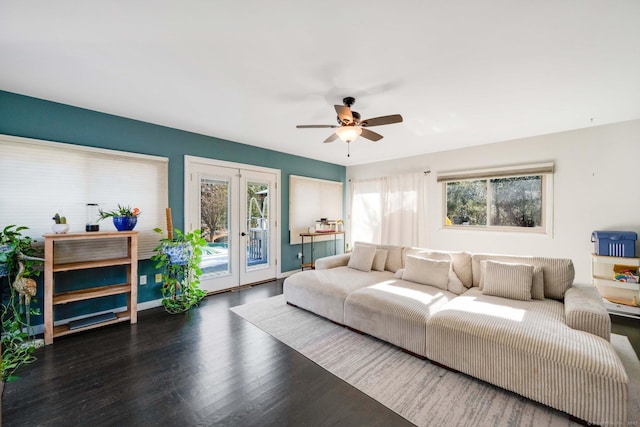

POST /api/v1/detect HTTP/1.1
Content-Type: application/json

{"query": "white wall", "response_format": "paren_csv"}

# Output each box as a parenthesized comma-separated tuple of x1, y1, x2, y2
(347, 119, 640, 284)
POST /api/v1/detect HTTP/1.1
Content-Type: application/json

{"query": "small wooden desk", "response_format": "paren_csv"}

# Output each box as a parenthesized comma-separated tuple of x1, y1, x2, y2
(299, 231, 345, 270)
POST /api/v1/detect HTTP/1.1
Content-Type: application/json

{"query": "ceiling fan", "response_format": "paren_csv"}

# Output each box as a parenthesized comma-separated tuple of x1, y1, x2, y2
(296, 97, 403, 149)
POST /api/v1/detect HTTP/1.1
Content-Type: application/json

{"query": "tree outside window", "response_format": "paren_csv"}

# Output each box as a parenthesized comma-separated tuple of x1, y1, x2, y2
(445, 175, 544, 230)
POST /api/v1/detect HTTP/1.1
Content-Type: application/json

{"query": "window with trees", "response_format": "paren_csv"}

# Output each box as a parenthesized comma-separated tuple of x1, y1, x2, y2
(439, 163, 553, 233)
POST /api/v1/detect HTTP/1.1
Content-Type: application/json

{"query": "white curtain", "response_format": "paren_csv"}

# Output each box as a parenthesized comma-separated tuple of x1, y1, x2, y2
(349, 172, 427, 247)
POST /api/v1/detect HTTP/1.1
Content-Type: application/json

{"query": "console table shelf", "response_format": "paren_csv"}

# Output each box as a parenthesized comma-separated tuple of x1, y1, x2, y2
(299, 231, 344, 270)
(52, 257, 132, 272)
(53, 283, 131, 305)
(44, 231, 138, 345)
(52, 312, 131, 338)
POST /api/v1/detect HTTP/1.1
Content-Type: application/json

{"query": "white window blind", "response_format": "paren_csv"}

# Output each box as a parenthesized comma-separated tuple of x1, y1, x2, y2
(0, 134, 168, 261)
(289, 175, 343, 244)
(437, 162, 554, 182)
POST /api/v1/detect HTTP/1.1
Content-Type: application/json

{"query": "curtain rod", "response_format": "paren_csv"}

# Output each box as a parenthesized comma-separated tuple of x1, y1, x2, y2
(348, 170, 430, 182)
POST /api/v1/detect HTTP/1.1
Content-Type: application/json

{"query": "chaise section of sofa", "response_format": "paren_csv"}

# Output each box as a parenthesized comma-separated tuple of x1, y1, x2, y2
(343, 246, 473, 357)
(425, 288, 628, 425)
(283, 264, 395, 324)
(425, 253, 628, 425)
(344, 279, 455, 357)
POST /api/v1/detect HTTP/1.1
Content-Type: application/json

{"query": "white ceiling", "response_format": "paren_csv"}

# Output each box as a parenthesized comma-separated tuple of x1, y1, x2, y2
(1, 1, 639, 166)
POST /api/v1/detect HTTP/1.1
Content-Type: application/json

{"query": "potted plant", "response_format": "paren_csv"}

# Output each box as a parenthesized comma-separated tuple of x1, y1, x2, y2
(98, 204, 141, 231)
(51, 213, 70, 234)
(151, 228, 206, 314)
(1, 225, 43, 383)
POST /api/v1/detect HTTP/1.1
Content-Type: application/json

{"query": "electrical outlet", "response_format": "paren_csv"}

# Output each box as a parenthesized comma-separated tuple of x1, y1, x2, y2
(139, 275, 147, 285)
(297, 252, 303, 259)
(155, 273, 162, 283)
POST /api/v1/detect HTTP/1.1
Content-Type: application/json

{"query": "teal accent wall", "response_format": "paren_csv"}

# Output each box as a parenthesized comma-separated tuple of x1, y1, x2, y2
(0, 90, 345, 318)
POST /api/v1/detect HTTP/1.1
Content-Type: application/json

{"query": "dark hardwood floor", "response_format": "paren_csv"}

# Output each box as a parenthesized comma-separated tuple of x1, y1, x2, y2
(2, 280, 414, 427)
(3, 281, 639, 427)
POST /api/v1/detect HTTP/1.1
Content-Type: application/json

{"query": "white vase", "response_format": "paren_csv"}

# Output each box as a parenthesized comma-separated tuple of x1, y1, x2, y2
(52, 223, 70, 234)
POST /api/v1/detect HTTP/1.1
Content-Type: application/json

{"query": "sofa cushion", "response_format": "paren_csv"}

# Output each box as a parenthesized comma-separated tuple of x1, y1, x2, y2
(404, 247, 473, 287)
(348, 244, 377, 272)
(564, 286, 611, 341)
(283, 266, 395, 324)
(344, 278, 456, 356)
(372, 249, 388, 272)
(315, 253, 351, 270)
(402, 256, 450, 290)
(425, 287, 628, 425)
(481, 260, 534, 301)
(473, 253, 574, 300)
(479, 261, 544, 301)
(531, 266, 544, 300)
(415, 251, 467, 295)
(355, 242, 404, 272)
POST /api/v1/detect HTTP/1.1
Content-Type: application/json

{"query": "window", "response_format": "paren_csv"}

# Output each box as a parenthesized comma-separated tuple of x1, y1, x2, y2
(0, 134, 168, 259)
(438, 163, 553, 233)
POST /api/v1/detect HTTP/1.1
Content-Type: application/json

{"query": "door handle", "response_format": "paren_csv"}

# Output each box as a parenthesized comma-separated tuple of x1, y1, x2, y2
(241, 232, 247, 237)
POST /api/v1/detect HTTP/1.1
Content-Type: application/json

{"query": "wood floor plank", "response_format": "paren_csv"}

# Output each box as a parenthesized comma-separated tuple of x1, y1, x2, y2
(1, 281, 414, 426)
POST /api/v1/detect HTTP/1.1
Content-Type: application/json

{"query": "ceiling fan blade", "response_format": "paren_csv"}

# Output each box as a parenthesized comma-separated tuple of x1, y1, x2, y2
(360, 114, 403, 127)
(296, 124, 337, 128)
(360, 128, 384, 142)
(323, 133, 339, 143)
(335, 105, 354, 125)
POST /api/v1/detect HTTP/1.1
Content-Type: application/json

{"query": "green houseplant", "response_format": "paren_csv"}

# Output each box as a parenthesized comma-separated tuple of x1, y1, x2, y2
(151, 228, 206, 314)
(1, 225, 43, 383)
(99, 204, 141, 231)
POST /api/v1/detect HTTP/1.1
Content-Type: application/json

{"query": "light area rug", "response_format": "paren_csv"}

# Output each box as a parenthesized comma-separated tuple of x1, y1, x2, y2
(230, 295, 640, 427)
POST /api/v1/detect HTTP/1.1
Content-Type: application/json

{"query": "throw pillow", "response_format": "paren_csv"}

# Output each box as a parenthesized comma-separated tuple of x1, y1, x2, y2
(531, 266, 544, 300)
(481, 260, 534, 301)
(417, 251, 466, 295)
(372, 249, 388, 272)
(402, 255, 450, 290)
(347, 244, 377, 272)
(394, 269, 405, 279)
(446, 269, 466, 295)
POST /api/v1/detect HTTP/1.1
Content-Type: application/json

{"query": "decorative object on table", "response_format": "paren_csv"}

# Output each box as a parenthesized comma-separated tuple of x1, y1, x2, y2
(151, 208, 206, 314)
(98, 204, 141, 231)
(0, 225, 44, 382)
(85, 203, 100, 232)
(51, 213, 70, 234)
(336, 219, 344, 232)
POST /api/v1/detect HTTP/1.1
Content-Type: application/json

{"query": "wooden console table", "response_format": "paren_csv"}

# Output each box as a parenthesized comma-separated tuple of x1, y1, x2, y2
(299, 231, 345, 270)
(43, 231, 138, 345)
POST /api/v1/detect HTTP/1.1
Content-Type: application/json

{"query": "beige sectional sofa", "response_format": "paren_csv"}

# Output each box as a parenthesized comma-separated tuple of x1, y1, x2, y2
(283, 243, 628, 426)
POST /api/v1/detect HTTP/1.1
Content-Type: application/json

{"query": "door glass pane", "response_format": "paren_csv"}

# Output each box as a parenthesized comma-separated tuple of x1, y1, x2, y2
(246, 181, 269, 271)
(200, 177, 230, 277)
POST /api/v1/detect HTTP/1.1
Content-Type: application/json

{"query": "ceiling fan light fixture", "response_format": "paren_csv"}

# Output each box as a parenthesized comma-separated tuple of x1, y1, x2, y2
(336, 126, 362, 143)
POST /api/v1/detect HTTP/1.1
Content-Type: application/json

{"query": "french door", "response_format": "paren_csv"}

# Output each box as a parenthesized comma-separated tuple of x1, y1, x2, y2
(185, 156, 279, 293)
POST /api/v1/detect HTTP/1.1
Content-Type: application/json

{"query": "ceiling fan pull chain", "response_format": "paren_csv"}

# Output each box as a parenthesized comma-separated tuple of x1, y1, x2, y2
(347, 141, 350, 157)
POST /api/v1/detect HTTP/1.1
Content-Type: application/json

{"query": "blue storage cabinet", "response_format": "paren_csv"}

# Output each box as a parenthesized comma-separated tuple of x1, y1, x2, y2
(591, 230, 640, 318)
(591, 231, 637, 258)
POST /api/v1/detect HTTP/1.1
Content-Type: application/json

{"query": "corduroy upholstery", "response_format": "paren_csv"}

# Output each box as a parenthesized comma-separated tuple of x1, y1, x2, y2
(344, 278, 455, 356)
(283, 245, 627, 425)
(564, 285, 611, 341)
(472, 253, 574, 300)
(283, 266, 394, 324)
(425, 288, 628, 425)
(404, 247, 473, 287)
